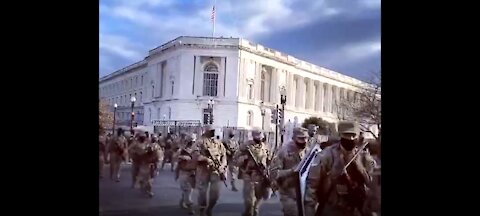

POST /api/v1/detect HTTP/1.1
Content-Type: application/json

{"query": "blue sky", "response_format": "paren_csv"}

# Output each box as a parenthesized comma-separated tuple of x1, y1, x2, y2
(100, 0, 380, 81)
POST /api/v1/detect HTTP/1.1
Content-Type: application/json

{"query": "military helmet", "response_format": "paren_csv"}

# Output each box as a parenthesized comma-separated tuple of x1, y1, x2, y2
(251, 127, 264, 140)
(292, 127, 308, 138)
(337, 121, 359, 139)
(204, 125, 215, 132)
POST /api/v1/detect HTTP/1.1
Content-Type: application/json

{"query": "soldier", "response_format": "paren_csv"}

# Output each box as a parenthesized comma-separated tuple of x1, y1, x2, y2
(161, 132, 176, 171)
(269, 127, 309, 216)
(192, 125, 227, 216)
(130, 132, 162, 197)
(99, 134, 108, 179)
(222, 130, 240, 191)
(108, 128, 128, 182)
(234, 128, 271, 216)
(175, 135, 196, 215)
(304, 121, 376, 216)
(128, 133, 140, 188)
(307, 124, 322, 150)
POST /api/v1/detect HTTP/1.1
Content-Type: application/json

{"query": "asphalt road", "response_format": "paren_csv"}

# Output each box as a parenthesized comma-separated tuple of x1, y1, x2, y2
(99, 163, 283, 216)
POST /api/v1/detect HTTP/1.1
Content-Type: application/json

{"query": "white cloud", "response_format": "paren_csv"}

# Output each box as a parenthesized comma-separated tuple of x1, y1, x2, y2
(313, 39, 381, 68)
(99, 34, 143, 60)
(343, 40, 381, 60)
(360, 0, 381, 9)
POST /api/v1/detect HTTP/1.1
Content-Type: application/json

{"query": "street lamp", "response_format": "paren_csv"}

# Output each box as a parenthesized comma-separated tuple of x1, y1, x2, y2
(260, 101, 265, 130)
(130, 96, 136, 134)
(279, 86, 287, 144)
(207, 97, 215, 125)
(113, 103, 118, 134)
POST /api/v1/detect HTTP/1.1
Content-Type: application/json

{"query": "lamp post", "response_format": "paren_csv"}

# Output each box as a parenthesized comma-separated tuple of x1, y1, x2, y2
(130, 96, 136, 134)
(260, 101, 265, 130)
(113, 103, 117, 134)
(208, 97, 215, 125)
(279, 86, 287, 145)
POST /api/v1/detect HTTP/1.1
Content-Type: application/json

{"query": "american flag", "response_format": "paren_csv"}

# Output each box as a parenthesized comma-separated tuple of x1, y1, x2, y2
(211, 6, 215, 22)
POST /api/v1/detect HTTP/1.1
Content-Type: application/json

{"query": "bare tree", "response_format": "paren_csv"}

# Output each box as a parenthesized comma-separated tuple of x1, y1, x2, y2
(335, 71, 381, 140)
(99, 100, 114, 134)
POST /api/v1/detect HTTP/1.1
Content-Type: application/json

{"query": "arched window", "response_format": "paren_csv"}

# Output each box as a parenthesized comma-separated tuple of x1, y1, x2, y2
(323, 85, 328, 112)
(203, 62, 219, 96)
(152, 85, 155, 98)
(157, 108, 161, 119)
(247, 111, 253, 126)
(140, 92, 143, 102)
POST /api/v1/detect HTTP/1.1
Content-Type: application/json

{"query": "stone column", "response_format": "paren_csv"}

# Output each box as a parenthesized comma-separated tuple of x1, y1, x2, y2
(307, 78, 315, 110)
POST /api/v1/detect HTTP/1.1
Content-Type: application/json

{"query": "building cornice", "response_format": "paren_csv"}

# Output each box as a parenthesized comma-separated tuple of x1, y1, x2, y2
(99, 60, 148, 83)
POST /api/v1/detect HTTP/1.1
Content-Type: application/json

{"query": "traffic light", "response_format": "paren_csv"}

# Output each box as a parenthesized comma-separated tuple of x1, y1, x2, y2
(277, 108, 283, 124)
(271, 109, 278, 124)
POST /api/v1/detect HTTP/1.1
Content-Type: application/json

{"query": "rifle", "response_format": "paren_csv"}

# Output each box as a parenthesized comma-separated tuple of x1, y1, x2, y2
(246, 146, 276, 197)
(205, 147, 228, 187)
(315, 142, 370, 216)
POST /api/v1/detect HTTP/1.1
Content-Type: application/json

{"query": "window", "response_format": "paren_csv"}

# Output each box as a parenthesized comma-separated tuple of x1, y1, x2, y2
(152, 85, 155, 98)
(203, 109, 210, 125)
(157, 108, 161, 119)
(134, 93, 137, 102)
(141, 75, 144, 86)
(168, 107, 172, 119)
(148, 108, 152, 123)
(260, 72, 265, 101)
(130, 78, 133, 89)
(140, 92, 143, 102)
(135, 77, 138, 87)
(247, 83, 253, 100)
(202, 62, 219, 96)
(247, 111, 253, 126)
(171, 80, 175, 95)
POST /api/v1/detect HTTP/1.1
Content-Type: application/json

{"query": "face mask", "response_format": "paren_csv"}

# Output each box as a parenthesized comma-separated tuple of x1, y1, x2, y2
(206, 130, 215, 138)
(253, 139, 261, 144)
(138, 137, 146, 143)
(229, 135, 234, 138)
(340, 138, 356, 151)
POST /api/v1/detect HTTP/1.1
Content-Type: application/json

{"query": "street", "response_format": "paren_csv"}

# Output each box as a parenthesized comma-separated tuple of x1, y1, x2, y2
(99, 163, 283, 216)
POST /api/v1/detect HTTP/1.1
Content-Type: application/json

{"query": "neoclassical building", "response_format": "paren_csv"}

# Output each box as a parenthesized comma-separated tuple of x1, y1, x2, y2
(99, 36, 368, 135)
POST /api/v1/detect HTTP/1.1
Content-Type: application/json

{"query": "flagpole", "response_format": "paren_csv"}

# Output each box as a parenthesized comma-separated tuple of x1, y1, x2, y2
(212, 0, 216, 47)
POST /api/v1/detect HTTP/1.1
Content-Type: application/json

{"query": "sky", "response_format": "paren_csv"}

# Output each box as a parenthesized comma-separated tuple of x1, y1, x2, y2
(99, 0, 381, 81)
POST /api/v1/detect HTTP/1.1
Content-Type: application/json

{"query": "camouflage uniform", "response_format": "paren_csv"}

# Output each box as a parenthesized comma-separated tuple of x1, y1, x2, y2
(99, 135, 108, 179)
(129, 132, 162, 197)
(192, 126, 227, 216)
(162, 134, 176, 171)
(269, 127, 309, 216)
(174, 135, 196, 214)
(223, 131, 240, 191)
(108, 129, 128, 182)
(304, 121, 376, 216)
(234, 129, 271, 216)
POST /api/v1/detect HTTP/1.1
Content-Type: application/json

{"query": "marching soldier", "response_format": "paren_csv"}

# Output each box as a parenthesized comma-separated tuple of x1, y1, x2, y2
(129, 132, 162, 197)
(128, 133, 139, 188)
(174, 135, 196, 215)
(192, 125, 227, 216)
(99, 134, 108, 179)
(108, 128, 128, 182)
(304, 121, 376, 216)
(234, 128, 271, 216)
(269, 127, 309, 216)
(161, 132, 176, 171)
(222, 130, 240, 191)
